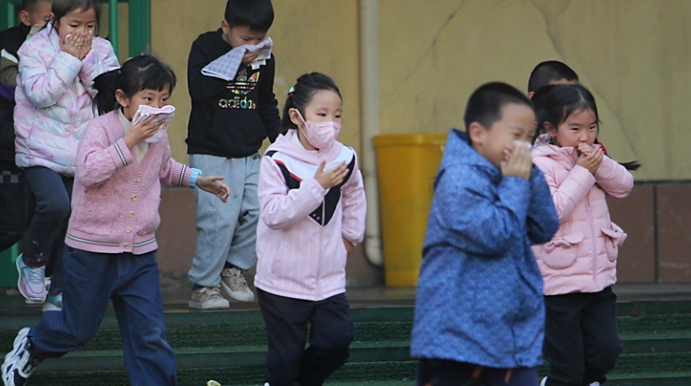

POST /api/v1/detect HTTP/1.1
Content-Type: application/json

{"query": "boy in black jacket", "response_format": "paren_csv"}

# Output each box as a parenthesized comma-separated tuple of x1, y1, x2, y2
(186, 0, 280, 309)
(0, 0, 52, 251)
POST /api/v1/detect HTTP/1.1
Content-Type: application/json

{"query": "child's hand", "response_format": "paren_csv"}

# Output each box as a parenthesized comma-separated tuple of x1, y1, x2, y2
(314, 161, 348, 189)
(124, 115, 159, 149)
(577, 147, 604, 174)
(503, 142, 517, 162)
(501, 142, 532, 180)
(78, 30, 93, 60)
(241, 50, 260, 65)
(61, 31, 84, 58)
(196, 176, 230, 203)
(343, 237, 354, 255)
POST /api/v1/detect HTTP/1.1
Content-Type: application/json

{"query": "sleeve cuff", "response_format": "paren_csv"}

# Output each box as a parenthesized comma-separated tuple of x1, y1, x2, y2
(189, 168, 202, 188)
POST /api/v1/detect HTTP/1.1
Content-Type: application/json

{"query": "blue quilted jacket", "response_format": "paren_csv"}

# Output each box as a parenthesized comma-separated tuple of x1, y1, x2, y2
(410, 129, 559, 368)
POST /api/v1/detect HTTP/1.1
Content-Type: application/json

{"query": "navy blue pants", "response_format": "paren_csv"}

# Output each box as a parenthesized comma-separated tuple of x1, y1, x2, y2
(28, 248, 177, 386)
(0, 162, 33, 251)
(543, 287, 622, 386)
(23, 166, 73, 295)
(257, 289, 355, 386)
(416, 359, 539, 386)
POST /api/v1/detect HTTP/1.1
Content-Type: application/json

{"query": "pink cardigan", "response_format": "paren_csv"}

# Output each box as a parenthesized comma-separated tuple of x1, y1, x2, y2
(65, 111, 192, 255)
(531, 135, 634, 295)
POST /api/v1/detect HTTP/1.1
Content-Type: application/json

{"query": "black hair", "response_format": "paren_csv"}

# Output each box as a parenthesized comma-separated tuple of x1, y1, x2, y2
(92, 55, 176, 115)
(21, 0, 50, 12)
(463, 82, 533, 144)
(224, 0, 274, 32)
(51, 0, 100, 34)
(528, 60, 579, 93)
(281, 72, 342, 134)
(537, 84, 640, 171)
(537, 84, 599, 140)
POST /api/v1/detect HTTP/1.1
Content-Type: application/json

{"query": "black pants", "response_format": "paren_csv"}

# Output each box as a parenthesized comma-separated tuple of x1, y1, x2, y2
(257, 289, 355, 386)
(544, 287, 622, 386)
(0, 163, 33, 251)
(416, 359, 538, 386)
(22, 167, 73, 296)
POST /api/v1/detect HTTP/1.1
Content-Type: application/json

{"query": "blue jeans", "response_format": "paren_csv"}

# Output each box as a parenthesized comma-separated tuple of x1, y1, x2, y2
(188, 153, 260, 286)
(24, 167, 72, 295)
(28, 248, 177, 386)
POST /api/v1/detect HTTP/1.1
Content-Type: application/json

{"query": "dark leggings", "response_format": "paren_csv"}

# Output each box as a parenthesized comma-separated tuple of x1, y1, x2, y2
(416, 359, 539, 386)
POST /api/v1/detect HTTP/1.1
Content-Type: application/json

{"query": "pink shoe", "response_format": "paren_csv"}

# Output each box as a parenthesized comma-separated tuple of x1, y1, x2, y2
(16, 254, 46, 302)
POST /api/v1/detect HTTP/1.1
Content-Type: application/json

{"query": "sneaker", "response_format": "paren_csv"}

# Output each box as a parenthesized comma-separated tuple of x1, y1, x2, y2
(540, 377, 547, 386)
(42, 293, 62, 312)
(188, 286, 229, 310)
(16, 254, 46, 302)
(590, 383, 601, 386)
(1, 328, 40, 386)
(221, 267, 254, 302)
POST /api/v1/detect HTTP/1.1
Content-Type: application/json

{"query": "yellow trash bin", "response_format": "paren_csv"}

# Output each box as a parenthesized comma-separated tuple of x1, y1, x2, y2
(373, 133, 447, 286)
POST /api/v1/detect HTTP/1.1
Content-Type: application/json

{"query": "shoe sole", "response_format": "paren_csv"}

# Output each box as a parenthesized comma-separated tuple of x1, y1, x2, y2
(16, 256, 46, 303)
(42, 303, 62, 312)
(187, 300, 229, 310)
(220, 281, 255, 302)
(2, 328, 30, 386)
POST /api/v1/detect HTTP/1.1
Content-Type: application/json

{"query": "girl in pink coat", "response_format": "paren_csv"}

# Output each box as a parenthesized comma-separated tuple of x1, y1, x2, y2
(13, 0, 119, 308)
(531, 84, 634, 386)
(255, 72, 366, 386)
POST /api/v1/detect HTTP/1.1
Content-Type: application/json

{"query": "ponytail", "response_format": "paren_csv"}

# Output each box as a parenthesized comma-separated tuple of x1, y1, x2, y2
(92, 69, 120, 115)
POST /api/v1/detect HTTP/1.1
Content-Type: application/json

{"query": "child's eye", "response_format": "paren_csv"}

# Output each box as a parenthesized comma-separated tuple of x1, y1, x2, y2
(69, 24, 78, 28)
(144, 97, 152, 102)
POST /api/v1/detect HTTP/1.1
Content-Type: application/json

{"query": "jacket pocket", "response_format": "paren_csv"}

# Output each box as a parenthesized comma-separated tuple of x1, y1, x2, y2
(541, 232, 584, 269)
(601, 223, 627, 262)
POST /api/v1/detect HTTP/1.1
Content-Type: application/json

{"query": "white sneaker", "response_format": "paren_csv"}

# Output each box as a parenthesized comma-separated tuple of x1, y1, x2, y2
(1, 328, 39, 386)
(590, 383, 601, 386)
(540, 377, 547, 386)
(188, 286, 230, 310)
(220, 267, 254, 302)
(42, 293, 63, 312)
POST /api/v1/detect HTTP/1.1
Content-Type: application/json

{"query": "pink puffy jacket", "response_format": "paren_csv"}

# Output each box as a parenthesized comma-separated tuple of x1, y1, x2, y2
(14, 24, 119, 176)
(531, 135, 634, 295)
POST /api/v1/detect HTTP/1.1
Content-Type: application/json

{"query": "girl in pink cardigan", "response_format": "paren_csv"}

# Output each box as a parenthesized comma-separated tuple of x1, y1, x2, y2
(255, 73, 366, 386)
(2, 55, 229, 386)
(531, 84, 634, 386)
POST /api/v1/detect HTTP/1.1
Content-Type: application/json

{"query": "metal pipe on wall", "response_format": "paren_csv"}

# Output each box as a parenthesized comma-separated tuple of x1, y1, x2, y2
(359, 0, 383, 267)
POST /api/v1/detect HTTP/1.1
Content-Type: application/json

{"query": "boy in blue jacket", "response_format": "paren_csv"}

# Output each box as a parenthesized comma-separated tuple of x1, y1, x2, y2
(410, 82, 559, 386)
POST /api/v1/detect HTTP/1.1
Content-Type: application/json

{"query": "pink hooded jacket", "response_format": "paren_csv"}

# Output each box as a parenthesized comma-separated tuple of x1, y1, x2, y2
(254, 131, 367, 301)
(531, 135, 634, 295)
(14, 24, 119, 176)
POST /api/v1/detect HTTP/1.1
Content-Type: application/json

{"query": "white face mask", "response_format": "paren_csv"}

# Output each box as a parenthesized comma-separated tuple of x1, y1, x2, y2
(296, 110, 342, 150)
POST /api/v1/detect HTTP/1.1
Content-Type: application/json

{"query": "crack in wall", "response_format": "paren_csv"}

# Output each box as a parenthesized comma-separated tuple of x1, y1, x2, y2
(383, 0, 468, 110)
(527, 0, 646, 178)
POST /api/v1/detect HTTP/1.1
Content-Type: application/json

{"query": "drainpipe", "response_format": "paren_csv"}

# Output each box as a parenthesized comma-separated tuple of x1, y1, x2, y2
(359, 0, 383, 266)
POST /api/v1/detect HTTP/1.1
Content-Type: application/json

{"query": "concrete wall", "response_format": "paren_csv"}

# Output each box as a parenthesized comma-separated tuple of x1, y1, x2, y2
(141, 1, 691, 285)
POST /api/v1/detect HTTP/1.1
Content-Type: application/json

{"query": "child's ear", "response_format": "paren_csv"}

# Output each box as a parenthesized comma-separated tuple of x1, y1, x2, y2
(543, 121, 557, 137)
(468, 122, 486, 145)
(288, 108, 303, 128)
(114, 90, 129, 108)
(18, 10, 31, 26)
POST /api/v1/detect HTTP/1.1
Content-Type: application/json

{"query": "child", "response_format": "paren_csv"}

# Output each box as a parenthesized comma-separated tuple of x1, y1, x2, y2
(527, 60, 579, 98)
(527, 61, 640, 171)
(1, 54, 230, 386)
(531, 84, 633, 386)
(0, 0, 52, 252)
(254, 72, 366, 386)
(186, 0, 281, 309)
(410, 82, 560, 386)
(12, 0, 119, 311)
